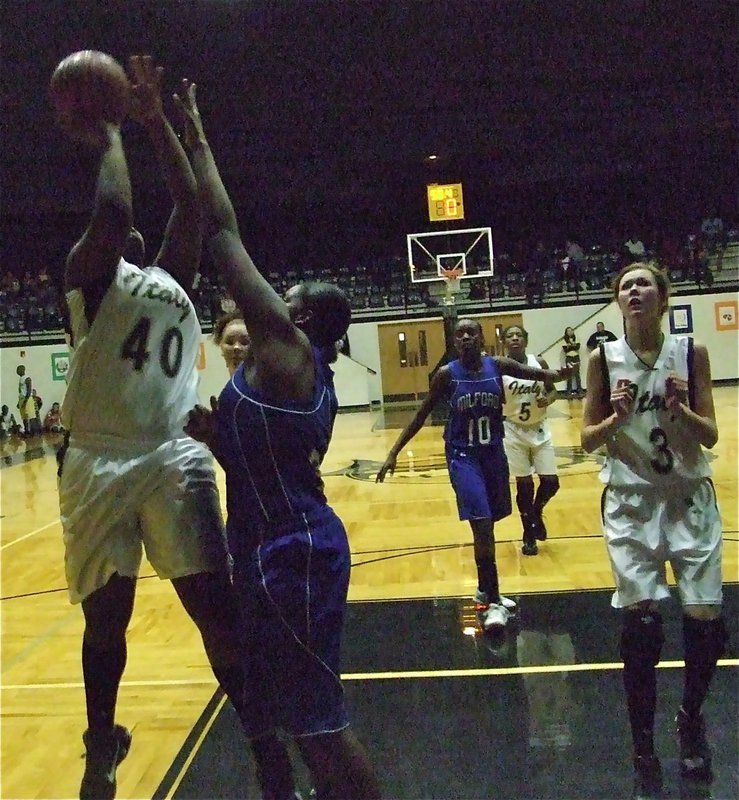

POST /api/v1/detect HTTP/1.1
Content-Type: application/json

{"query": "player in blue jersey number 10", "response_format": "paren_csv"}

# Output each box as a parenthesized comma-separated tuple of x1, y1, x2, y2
(376, 318, 568, 633)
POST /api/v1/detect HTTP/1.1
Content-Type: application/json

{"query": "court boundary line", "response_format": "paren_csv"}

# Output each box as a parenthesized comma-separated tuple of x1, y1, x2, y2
(0, 519, 59, 550)
(157, 692, 227, 800)
(4, 659, 738, 690)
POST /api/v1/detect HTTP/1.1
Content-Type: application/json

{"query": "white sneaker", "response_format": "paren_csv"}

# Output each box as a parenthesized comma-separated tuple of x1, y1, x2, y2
(499, 594, 517, 612)
(474, 589, 517, 613)
(481, 603, 509, 631)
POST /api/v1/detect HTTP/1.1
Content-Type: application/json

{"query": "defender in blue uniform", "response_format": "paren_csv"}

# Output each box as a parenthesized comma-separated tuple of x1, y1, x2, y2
(377, 318, 565, 632)
(179, 82, 379, 800)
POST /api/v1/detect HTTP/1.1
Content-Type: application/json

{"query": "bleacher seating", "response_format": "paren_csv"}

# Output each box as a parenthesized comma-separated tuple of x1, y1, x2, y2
(1, 228, 737, 335)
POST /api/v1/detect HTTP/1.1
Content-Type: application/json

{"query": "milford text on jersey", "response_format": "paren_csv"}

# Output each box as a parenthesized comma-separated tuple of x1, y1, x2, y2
(457, 392, 501, 412)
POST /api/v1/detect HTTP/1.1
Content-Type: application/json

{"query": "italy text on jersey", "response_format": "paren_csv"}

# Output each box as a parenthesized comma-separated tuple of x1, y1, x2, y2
(121, 270, 192, 323)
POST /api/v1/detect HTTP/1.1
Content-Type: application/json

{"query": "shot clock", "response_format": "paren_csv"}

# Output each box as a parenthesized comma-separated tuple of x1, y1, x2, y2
(427, 183, 464, 222)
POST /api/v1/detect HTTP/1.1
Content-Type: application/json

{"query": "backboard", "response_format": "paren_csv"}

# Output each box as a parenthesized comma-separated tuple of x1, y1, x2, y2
(407, 226, 494, 283)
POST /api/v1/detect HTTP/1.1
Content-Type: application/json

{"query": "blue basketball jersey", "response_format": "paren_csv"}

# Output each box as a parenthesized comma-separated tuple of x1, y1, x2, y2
(444, 356, 505, 449)
(215, 347, 338, 552)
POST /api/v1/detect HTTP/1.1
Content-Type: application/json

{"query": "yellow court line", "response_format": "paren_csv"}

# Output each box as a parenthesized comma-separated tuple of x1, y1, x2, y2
(163, 693, 228, 800)
(3, 658, 737, 690)
(343, 659, 739, 680)
(0, 519, 59, 550)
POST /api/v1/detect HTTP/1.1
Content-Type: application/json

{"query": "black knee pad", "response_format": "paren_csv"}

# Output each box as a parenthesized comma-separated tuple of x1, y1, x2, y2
(620, 610, 664, 667)
(537, 475, 560, 502)
(516, 477, 535, 514)
(683, 614, 728, 664)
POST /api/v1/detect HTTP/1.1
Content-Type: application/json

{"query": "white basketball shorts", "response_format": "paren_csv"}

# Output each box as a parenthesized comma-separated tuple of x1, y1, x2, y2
(59, 435, 228, 604)
(503, 420, 557, 478)
(601, 478, 723, 609)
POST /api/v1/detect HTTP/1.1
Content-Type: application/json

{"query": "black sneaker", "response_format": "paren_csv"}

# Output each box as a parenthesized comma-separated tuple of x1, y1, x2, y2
(632, 754, 663, 799)
(522, 538, 538, 556)
(80, 724, 132, 800)
(676, 708, 713, 782)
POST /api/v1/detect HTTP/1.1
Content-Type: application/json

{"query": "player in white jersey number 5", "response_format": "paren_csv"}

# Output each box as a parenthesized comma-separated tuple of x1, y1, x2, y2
(501, 325, 560, 557)
(581, 262, 726, 799)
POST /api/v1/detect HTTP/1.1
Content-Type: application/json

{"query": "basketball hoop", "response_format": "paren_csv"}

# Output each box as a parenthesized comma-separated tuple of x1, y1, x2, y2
(440, 267, 463, 305)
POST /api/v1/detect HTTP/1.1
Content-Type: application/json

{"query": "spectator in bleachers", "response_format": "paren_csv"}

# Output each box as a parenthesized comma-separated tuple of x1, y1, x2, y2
(563, 238, 585, 290)
(586, 321, 618, 351)
(624, 232, 646, 260)
(701, 208, 724, 253)
(530, 241, 550, 275)
(0, 404, 21, 438)
(561, 327, 583, 397)
(43, 401, 65, 433)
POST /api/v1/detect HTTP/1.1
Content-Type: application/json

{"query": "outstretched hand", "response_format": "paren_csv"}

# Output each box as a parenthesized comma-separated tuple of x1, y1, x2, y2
(127, 55, 165, 126)
(184, 396, 219, 445)
(172, 79, 205, 149)
(375, 454, 397, 483)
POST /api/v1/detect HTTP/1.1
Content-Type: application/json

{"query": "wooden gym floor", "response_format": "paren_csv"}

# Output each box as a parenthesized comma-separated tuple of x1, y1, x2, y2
(1, 388, 737, 799)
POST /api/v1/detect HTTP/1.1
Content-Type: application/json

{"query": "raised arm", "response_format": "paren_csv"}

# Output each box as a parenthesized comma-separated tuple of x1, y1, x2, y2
(496, 355, 565, 385)
(536, 357, 559, 404)
(128, 56, 202, 290)
(64, 124, 132, 300)
(174, 81, 295, 349)
(376, 368, 451, 482)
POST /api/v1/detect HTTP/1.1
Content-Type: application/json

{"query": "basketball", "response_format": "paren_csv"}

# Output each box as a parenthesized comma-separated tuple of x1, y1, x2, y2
(49, 50, 130, 129)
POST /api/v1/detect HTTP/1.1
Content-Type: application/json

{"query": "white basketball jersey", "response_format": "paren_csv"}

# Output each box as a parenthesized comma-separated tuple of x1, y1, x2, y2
(599, 335, 711, 486)
(502, 354, 549, 429)
(62, 260, 201, 446)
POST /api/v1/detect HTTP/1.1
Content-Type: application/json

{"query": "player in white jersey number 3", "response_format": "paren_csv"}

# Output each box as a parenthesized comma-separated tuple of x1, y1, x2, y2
(581, 262, 726, 800)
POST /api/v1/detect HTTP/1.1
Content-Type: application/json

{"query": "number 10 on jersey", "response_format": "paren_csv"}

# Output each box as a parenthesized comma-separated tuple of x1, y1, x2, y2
(468, 416, 492, 446)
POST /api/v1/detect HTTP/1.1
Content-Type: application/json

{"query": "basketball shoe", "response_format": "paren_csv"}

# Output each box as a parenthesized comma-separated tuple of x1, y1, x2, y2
(474, 589, 517, 613)
(676, 707, 713, 782)
(80, 724, 132, 800)
(474, 590, 513, 631)
(632, 754, 663, 799)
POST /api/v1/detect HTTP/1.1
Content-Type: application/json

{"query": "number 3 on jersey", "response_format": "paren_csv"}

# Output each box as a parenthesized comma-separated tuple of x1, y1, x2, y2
(649, 426, 674, 475)
(468, 415, 492, 446)
(121, 316, 184, 378)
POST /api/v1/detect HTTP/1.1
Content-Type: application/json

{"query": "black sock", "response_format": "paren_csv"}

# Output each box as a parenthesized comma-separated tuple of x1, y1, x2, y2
(210, 661, 246, 711)
(516, 479, 535, 518)
(82, 637, 126, 732)
(251, 734, 296, 800)
(533, 477, 559, 515)
(213, 661, 296, 799)
(682, 615, 727, 718)
(621, 610, 664, 757)
(476, 557, 499, 602)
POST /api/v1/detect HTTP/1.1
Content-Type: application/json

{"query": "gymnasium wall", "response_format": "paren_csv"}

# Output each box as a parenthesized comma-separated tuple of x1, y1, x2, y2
(1, 290, 736, 414)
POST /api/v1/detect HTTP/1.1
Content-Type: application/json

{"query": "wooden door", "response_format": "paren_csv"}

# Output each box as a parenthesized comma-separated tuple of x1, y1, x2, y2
(378, 318, 446, 401)
(477, 313, 524, 356)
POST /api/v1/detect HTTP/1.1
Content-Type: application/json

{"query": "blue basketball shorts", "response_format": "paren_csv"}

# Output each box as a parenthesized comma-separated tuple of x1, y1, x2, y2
(231, 507, 351, 738)
(446, 442, 512, 522)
